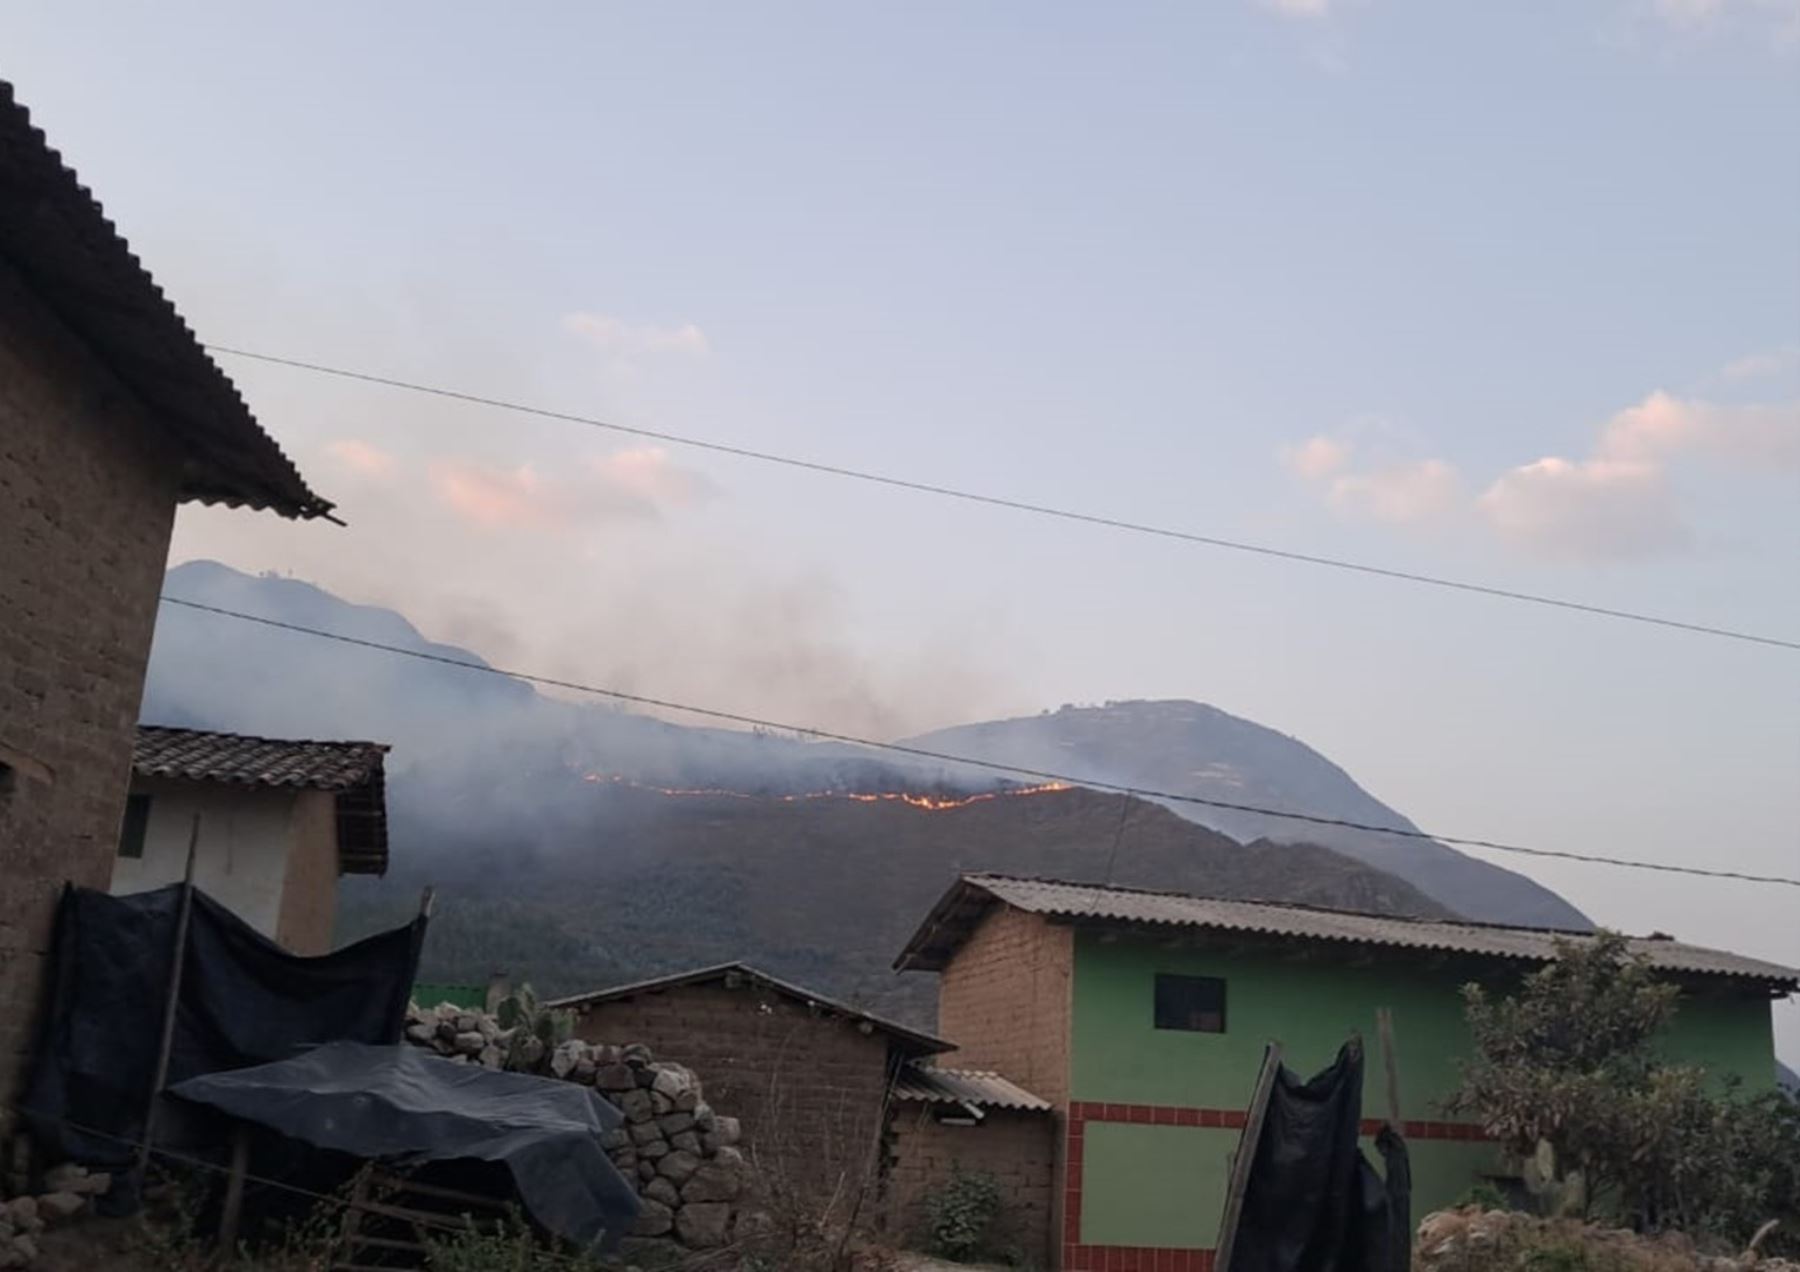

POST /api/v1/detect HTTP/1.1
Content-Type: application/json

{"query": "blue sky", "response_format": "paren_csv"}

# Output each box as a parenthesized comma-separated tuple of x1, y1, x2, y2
(8, 2, 1798, 1052)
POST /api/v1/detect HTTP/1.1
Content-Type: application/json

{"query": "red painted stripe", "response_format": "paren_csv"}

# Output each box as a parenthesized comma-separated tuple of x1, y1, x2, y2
(1075, 1101, 1486, 1141)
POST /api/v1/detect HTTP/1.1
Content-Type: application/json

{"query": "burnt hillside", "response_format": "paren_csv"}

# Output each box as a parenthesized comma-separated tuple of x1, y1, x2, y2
(343, 782, 1453, 1027)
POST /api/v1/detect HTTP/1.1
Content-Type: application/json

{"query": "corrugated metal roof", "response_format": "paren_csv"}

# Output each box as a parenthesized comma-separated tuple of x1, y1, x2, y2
(546, 962, 953, 1056)
(895, 874, 1800, 989)
(0, 81, 330, 519)
(134, 726, 389, 874)
(894, 1063, 1051, 1112)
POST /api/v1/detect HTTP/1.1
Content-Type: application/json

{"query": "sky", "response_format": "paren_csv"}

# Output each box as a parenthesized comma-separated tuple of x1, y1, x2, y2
(7, 2, 1798, 1055)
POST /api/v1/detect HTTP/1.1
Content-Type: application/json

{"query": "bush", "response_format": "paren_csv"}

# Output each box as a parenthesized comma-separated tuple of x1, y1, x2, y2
(922, 1165, 1005, 1263)
(1445, 931, 1800, 1253)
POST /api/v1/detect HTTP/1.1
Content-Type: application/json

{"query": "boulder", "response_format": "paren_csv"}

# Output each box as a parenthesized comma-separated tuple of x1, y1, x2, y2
(643, 1177, 681, 1209)
(639, 1139, 670, 1161)
(630, 1199, 674, 1237)
(670, 1130, 701, 1154)
(3, 1198, 40, 1234)
(618, 1089, 655, 1123)
(597, 1064, 636, 1092)
(37, 1192, 85, 1224)
(675, 1201, 731, 1249)
(650, 1065, 693, 1100)
(599, 1127, 632, 1151)
(629, 1121, 665, 1146)
(478, 1045, 504, 1070)
(681, 1162, 743, 1204)
(622, 1043, 653, 1067)
(452, 1031, 486, 1056)
(650, 1091, 673, 1116)
(9, 1235, 36, 1266)
(658, 1112, 694, 1136)
(674, 1088, 700, 1113)
(656, 1150, 701, 1185)
(637, 1161, 658, 1183)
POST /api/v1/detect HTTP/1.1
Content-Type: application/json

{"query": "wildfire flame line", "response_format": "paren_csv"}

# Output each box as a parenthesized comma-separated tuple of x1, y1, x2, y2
(579, 772, 1072, 811)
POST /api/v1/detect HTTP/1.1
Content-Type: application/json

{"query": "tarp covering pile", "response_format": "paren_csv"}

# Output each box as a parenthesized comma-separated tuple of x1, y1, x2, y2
(24, 882, 424, 1166)
(1228, 1040, 1411, 1272)
(173, 1040, 641, 1249)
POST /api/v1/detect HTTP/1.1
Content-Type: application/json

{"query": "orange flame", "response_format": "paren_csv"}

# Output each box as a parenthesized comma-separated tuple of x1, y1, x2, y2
(579, 772, 1071, 811)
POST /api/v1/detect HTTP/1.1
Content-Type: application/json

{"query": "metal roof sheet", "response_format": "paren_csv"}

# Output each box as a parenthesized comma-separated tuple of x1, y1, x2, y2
(0, 81, 329, 519)
(896, 873, 1800, 989)
(133, 726, 389, 874)
(546, 962, 953, 1056)
(894, 1063, 1051, 1112)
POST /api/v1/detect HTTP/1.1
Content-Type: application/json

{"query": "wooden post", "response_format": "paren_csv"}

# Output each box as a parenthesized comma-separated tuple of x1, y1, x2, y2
(1215, 1042, 1283, 1272)
(1376, 1007, 1402, 1128)
(216, 1121, 250, 1254)
(137, 813, 200, 1178)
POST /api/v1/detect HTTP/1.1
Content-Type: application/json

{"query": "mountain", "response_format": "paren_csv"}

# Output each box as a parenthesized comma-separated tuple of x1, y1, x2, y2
(145, 562, 1583, 1021)
(338, 781, 1453, 1023)
(907, 703, 1590, 930)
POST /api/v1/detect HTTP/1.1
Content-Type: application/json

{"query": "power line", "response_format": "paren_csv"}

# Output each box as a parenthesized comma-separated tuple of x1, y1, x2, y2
(203, 346, 1800, 654)
(159, 594, 1800, 889)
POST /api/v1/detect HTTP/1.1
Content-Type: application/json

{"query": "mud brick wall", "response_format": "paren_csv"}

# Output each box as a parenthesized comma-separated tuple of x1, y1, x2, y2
(0, 257, 180, 1110)
(934, 906, 1074, 1110)
(884, 1104, 1056, 1267)
(569, 980, 898, 1200)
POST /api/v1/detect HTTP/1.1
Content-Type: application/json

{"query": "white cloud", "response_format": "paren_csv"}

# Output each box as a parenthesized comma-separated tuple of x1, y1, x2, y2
(1260, 0, 1331, 15)
(1328, 459, 1464, 525)
(324, 438, 397, 479)
(1598, 391, 1800, 470)
(1279, 390, 1795, 562)
(1476, 458, 1687, 560)
(1721, 345, 1800, 383)
(1648, 0, 1800, 46)
(430, 447, 715, 533)
(562, 312, 711, 360)
(1279, 435, 1352, 480)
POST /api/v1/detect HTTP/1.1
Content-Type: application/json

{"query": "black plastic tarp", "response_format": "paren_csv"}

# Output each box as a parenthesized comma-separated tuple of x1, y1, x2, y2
(1227, 1040, 1410, 1272)
(172, 1040, 640, 1249)
(23, 882, 424, 1166)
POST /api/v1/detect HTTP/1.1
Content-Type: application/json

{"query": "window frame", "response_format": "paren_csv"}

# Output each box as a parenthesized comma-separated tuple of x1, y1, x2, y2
(1152, 972, 1227, 1034)
(117, 792, 152, 860)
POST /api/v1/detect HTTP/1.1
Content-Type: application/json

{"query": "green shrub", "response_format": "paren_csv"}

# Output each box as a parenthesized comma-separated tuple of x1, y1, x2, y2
(922, 1165, 1005, 1263)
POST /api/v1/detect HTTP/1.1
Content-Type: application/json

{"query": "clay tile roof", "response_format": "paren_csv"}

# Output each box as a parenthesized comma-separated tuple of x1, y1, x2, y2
(133, 725, 389, 875)
(0, 81, 330, 519)
(545, 962, 952, 1056)
(894, 873, 1800, 992)
(893, 1063, 1051, 1112)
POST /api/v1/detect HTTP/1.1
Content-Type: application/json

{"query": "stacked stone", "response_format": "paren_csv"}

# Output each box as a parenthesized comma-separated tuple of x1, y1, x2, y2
(590, 1044, 747, 1253)
(402, 1004, 749, 1256)
(0, 1163, 111, 1268)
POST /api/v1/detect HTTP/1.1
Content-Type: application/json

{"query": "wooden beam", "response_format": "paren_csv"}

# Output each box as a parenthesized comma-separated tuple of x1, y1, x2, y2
(1214, 1041, 1283, 1272)
(1376, 1008, 1402, 1127)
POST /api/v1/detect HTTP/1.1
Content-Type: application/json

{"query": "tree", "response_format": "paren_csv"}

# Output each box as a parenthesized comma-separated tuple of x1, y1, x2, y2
(1445, 931, 1799, 1252)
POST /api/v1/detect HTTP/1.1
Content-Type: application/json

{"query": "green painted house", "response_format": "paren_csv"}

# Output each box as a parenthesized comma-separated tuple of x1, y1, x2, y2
(895, 873, 1798, 1272)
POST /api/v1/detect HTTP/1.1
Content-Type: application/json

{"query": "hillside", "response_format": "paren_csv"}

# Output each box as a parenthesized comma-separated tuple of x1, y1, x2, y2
(908, 702, 1590, 929)
(341, 781, 1454, 1024)
(147, 561, 1584, 1022)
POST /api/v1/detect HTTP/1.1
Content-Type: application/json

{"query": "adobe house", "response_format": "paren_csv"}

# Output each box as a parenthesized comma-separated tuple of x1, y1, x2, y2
(0, 81, 331, 1102)
(884, 1063, 1055, 1265)
(895, 873, 1799, 1272)
(550, 963, 951, 1204)
(111, 725, 390, 955)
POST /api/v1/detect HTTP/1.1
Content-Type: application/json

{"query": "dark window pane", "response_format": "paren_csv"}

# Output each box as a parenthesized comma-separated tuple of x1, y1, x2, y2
(118, 793, 151, 859)
(1153, 973, 1226, 1033)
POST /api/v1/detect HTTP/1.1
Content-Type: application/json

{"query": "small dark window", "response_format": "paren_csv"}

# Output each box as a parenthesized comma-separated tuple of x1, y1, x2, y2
(118, 794, 152, 859)
(1154, 974, 1226, 1033)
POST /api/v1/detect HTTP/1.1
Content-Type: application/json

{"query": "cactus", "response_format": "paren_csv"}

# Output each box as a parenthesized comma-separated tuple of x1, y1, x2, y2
(1520, 1139, 1587, 1217)
(493, 984, 574, 1072)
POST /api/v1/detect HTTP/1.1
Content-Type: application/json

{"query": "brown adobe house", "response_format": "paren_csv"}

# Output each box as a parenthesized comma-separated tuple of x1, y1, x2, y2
(112, 725, 390, 955)
(549, 963, 952, 1207)
(0, 80, 332, 1105)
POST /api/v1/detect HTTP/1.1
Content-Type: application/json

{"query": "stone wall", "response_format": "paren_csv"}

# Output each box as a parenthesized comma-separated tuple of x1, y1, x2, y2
(0, 256, 182, 1109)
(883, 1103, 1056, 1267)
(405, 1002, 751, 1258)
(568, 979, 897, 1203)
